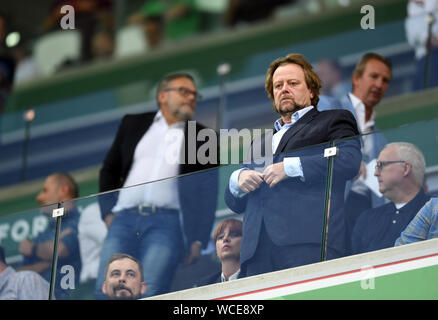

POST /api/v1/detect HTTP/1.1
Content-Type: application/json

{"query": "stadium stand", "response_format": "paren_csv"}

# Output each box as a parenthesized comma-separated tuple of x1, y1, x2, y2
(1, 0, 438, 300)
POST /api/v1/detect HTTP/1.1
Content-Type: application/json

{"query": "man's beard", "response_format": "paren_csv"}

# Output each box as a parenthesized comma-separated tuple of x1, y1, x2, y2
(111, 285, 140, 300)
(168, 102, 194, 121)
(173, 108, 192, 121)
(276, 100, 307, 118)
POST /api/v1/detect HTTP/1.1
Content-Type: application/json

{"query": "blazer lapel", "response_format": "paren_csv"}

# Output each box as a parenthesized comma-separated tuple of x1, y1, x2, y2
(275, 107, 319, 155)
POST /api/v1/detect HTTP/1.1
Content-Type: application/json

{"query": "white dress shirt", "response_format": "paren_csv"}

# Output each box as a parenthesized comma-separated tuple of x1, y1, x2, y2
(349, 93, 376, 158)
(221, 269, 241, 282)
(112, 111, 185, 212)
(349, 93, 376, 194)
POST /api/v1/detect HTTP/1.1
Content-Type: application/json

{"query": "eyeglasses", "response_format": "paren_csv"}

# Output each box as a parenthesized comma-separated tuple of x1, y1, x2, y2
(164, 87, 202, 101)
(375, 160, 405, 171)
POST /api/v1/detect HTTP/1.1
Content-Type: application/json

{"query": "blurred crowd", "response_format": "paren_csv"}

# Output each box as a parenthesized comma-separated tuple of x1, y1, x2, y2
(0, 0, 437, 115)
(0, 0, 303, 114)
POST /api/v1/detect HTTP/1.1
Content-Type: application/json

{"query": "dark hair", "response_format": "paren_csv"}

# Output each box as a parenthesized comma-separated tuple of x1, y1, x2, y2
(156, 72, 196, 105)
(104, 253, 144, 282)
(353, 52, 392, 81)
(51, 172, 79, 199)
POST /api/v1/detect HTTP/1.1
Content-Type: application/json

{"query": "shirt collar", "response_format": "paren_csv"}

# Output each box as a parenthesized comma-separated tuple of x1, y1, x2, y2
(153, 110, 163, 122)
(274, 105, 314, 132)
(349, 93, 376, 131)
(154, 110, 185, 129)
(394, 189, 427, 211)
(221, 269, 241, 282)
(394, 203, 407, 209)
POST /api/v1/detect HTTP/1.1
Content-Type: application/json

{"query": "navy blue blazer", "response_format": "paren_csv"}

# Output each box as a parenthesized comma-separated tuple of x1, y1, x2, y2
(225, 107, 362, 264)
(98, 111, 219, 250)
(319, 94, 387, 162)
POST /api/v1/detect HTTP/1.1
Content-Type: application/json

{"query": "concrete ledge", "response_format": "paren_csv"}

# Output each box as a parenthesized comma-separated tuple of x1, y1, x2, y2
(146, 238, 438, 300)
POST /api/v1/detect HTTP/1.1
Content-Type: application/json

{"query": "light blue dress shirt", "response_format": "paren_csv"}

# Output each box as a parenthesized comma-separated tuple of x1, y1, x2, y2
(229, 106, 314, 198)
(395, 198, 438, 246)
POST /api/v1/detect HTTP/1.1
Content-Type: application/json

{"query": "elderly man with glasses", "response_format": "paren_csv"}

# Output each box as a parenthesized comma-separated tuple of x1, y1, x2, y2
(350, 142, 430, 255)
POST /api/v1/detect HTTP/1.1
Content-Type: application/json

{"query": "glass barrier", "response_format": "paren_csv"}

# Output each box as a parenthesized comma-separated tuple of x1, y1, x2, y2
(53, 164, 221, 300)
(0, 0, 414, 191)
(2, 117, 438, 300)
(0, 203, 60, 300)
(19, 136, 338, 300)
(332, 117, 438, 263)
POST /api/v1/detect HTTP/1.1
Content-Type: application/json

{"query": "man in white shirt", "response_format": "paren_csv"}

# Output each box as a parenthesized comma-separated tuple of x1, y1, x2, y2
(95, 72, 219, 299)
(319, 53, 393, 250)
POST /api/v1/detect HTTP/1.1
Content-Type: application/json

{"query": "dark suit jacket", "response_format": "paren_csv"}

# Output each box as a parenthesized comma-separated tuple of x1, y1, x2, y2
(99, 111, 219, 250)
(225, 107, 362, 264)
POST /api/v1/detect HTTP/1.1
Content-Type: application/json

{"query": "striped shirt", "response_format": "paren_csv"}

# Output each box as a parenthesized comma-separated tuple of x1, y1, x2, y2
(395, 198, 438, 246)
(0, 266, 50, 300)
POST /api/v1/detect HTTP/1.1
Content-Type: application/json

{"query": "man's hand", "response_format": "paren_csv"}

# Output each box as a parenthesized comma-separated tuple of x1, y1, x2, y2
(238, 170, 264, 194)
(17, 261, 51, 274)
(184, 241, 202, 266)
(263, 162, 287, 188)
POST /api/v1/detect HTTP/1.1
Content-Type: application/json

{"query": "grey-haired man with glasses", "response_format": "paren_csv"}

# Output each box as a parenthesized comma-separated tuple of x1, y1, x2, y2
(350, 142, 430, 254)
(95, 72, 219, 299)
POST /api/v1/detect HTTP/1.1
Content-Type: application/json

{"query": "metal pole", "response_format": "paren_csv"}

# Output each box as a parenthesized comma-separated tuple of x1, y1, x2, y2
(216, 63, 231, 132)
(20, 109, 35, 182)
(20, 120, 30, 181)
(49, 204, 65, 300)
(320, 142, 337, 262)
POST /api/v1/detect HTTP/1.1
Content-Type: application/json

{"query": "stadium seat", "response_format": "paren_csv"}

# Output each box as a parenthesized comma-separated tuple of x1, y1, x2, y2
(33, 30, 81, 75)
(114, 24, 149, 58)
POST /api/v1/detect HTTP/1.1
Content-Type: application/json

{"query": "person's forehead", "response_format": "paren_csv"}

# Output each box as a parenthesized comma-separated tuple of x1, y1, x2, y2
(169, 77, 196, 89)
(379, 146, 397, 159)
(109, 258, 139, 272)
(44, 176, 57, 188)
(273, 63, 305, 80)
(364, 59, 390, 75)
(219, 224, 241, 234)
